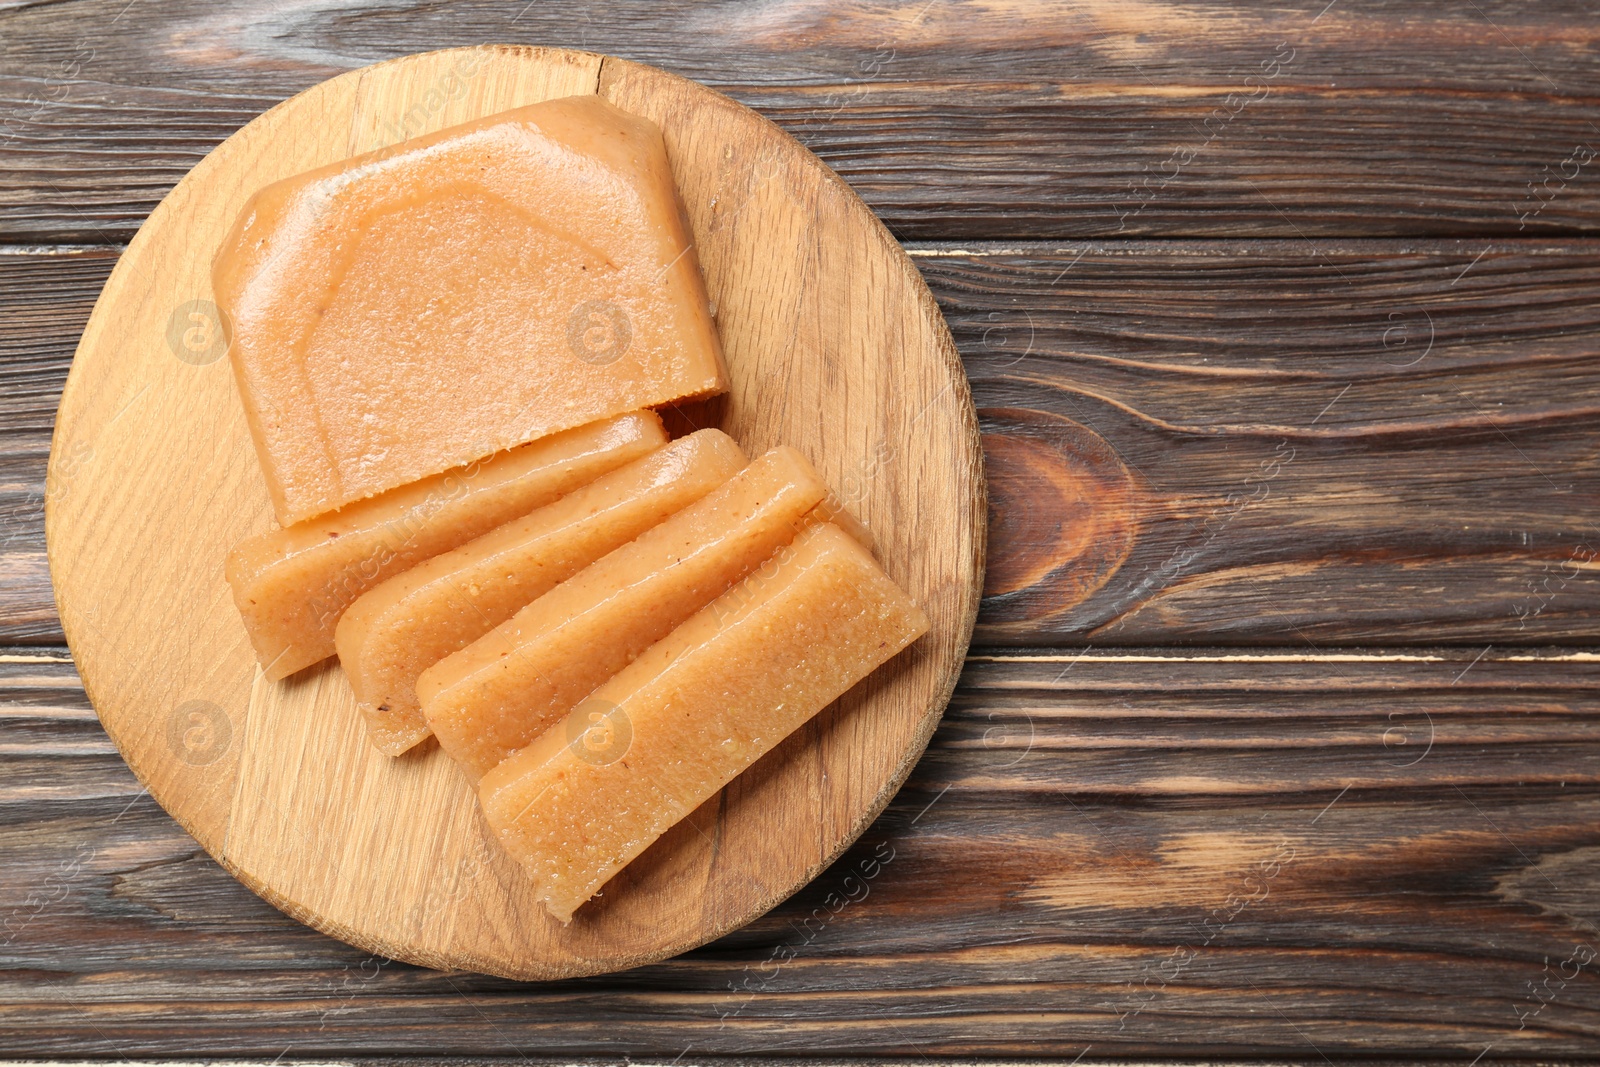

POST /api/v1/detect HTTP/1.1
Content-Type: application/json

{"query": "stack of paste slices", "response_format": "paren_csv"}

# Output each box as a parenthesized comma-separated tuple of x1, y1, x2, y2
(214, 93, 928, 922)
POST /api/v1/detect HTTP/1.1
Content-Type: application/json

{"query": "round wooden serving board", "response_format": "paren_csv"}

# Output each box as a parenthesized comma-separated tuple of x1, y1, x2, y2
(45, 46, 984, 980)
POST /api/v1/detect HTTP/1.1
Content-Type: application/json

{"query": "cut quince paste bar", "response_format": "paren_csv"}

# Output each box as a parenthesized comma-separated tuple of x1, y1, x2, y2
(227, 412, 664, 680)
(213, 95, 727, 525)
(419, 445, 832, 779)
(335, 428, 746, 756)
(478, 522, 929, 923)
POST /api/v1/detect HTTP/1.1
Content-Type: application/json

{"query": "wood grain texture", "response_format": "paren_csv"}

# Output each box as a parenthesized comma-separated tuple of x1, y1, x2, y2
(4, 0, 1600, 241)
(9, 240, 1599, 646)
(945, 239, 1600, 644)
(0, 247, 114, 645)
(3, 647, 1598, 1056)
(42, 46, 982, 979)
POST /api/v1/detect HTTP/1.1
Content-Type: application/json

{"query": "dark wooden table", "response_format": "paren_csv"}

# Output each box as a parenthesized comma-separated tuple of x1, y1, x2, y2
(4, 0, 1599, 1059)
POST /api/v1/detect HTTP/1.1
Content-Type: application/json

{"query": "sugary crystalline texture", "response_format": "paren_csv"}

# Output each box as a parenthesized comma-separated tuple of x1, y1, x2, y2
(477, 522, 930, 923)
(226, 412, 665, 681)
(335, 429, 746, 756)
(213, 95, 728, 525)
(418, 445, 833, 780)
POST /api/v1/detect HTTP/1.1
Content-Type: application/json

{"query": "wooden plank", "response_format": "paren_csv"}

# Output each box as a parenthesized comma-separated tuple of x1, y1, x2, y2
(938, 239, 1600, 643)
(6, 241, 1599, 646)
(3, 0, 1600, 241)
(0, 247, 112, 645)
(2, 648, 1597, 1055)
(0, 246, 107, 435)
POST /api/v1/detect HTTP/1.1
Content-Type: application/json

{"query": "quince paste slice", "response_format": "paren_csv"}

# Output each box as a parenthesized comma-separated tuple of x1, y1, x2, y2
(419, 446, 832, 779)
(226, 412, 664, 680)
(336, 428, 745, 755)
(479, 522, 929, 923)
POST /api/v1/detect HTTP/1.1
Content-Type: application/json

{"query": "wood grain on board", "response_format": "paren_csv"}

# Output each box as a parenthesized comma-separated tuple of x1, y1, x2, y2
(2, 648, 1598, 1056)
(3, 0, 1600, 241)
(8, 240, 1599, 647)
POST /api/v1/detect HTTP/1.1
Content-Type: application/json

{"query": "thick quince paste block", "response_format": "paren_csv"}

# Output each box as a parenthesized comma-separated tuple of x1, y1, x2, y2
(214, 95, 727, 524)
